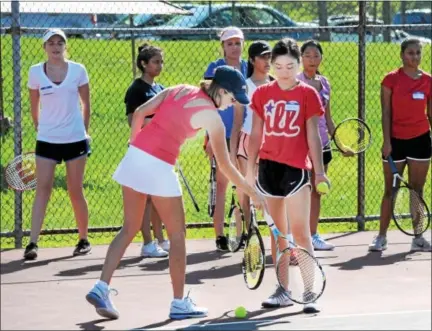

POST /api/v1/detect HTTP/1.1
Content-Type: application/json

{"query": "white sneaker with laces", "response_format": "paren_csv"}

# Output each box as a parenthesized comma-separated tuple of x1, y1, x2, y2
(86, 281, 119, 319)
(303, 292, 320, 314)
(411, 236, 431, 252)
(312, 234, 335, 251)
(368, 235, 387, 252)
(261, 285, 294, 308)
(159, 239, 170, 252)
(169, 293, 208, 320)
(141, 241, 168, 258)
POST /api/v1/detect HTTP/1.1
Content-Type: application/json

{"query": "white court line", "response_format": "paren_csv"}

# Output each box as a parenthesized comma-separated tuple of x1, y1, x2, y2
(144, 309, 432, 330)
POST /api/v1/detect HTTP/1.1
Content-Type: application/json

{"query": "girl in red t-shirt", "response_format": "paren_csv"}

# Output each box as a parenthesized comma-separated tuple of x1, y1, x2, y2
(247, 38, 330, 313)
(370, 38, 431, 253)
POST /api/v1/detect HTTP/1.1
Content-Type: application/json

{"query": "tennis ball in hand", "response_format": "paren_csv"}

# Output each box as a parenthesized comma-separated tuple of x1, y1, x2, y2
(316, 182, 330, 195)
(234, 306, 247, 319)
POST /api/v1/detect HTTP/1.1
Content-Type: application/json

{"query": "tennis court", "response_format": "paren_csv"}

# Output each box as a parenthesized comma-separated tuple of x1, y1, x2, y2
(1, 230, 430, 330)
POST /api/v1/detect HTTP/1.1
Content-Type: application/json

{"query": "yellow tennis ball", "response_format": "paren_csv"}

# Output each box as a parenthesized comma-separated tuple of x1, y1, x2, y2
(317, 182, 330, 195)
(23, 160, 36, 174)
(234, 306, 247, 319)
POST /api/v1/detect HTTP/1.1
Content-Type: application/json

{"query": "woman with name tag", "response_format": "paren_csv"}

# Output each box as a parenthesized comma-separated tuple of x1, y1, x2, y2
(370, 38, 431, 252)
(24, 28, 92, 260)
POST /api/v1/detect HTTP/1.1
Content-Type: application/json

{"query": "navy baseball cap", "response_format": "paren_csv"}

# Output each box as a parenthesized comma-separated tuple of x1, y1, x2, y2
(248, 40, 271, 58)
(213, 66, 249, 105)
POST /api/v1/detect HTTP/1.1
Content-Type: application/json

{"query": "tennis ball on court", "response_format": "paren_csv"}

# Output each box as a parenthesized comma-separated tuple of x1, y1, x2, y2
(316, 182, 330, 195)
(234, 306, 247, 319)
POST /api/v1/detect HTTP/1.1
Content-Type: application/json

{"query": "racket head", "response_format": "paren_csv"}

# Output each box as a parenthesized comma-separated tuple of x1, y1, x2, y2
(242, 224, 265, 290)
(276, 246, 326, 304)
(4, 152, 37, 191)
(333, 118, 372, 154)
(227, 204, 244, 253)
(391, 184, 431, 236)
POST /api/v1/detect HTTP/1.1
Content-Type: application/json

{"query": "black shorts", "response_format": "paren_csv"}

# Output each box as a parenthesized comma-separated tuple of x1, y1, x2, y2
(322, 144, 333, 166)
(382, 131, 432, 162)
(36, 139, 91, 164)
(256, 159, 310, 198)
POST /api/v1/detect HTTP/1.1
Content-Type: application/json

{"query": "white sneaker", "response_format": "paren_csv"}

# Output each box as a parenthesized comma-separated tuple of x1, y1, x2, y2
(368, 235, 387, 252)
(411, 236, 432, 252)
(141, 241, 168, 258)
(159, 239, 170, 252)
(86, 281, 119, 319)
(312, 234, 335, 251)
(303, 301, 320, 314)
(169, 294, 208, 320)
(261, 285, 294, 308)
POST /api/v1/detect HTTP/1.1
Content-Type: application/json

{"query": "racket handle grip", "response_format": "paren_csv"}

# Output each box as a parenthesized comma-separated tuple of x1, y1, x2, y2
(264, 213, 280, 234)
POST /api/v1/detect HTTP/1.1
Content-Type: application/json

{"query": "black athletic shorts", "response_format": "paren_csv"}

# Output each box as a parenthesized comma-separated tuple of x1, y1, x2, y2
(256, 159, 310, 198)
(382, 131, 431, 162)
(36, 139, 91, 164)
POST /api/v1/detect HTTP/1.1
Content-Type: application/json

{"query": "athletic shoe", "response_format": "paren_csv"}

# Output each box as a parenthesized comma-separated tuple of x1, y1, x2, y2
(261, 285, 294, 308)
(141, 241, 168, 258)
(216, 235, 229, 251)
(73, 239, 92, 256)
(303, 292, 320, 314)
(24, 242, 38, 260)
(159, 239, 170, 252)
(411, 236, 431, 252)
(86, 281, 119, 319)
(368, 235, 387, 252)
(312, 234, 335, 251)
(169, 293, 208, 320)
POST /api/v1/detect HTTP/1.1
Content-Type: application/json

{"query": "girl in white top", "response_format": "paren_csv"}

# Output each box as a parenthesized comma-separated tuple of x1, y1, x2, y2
(24, 29, 92, 260)
(231, 40, 272, 225)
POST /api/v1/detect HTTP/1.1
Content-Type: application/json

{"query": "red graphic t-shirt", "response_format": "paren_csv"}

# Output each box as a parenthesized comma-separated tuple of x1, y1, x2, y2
(251, 80, 324, 170)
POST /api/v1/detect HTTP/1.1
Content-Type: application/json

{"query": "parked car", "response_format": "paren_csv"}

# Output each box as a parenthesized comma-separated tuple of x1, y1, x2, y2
(326, 15, 431, 44)
(115, 3, 318, 41)
(393, 9, 432, 38)
(0, 12, 122, 39)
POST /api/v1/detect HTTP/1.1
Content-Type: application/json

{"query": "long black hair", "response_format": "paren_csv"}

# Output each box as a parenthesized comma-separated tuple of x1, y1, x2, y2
(300, 40, 324, 75)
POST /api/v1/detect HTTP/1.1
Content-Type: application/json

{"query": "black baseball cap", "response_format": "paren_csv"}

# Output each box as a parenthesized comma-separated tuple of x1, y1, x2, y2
(248, 40, 272, 58)
(213, 66, 249, 105)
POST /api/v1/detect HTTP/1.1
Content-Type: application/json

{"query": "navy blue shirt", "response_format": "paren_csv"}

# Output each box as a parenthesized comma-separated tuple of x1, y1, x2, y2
(124, 79, 165, 119)
(204, 59, 248, 138)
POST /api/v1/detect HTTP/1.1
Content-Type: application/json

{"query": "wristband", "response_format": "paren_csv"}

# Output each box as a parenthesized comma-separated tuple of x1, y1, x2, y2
(315, 173, 326, 177)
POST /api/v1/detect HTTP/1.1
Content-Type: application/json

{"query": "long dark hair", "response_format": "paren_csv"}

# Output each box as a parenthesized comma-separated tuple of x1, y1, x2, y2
(300, 40, 324, 75)
(136, 43, 163, 74)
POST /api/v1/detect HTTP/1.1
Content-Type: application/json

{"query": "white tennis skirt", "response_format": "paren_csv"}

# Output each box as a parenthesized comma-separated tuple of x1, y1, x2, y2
(112, 145, 182, 197)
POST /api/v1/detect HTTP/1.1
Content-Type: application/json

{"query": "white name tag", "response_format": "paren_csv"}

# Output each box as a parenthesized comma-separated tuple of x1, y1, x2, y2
(285, 101, 300, 112)
(412, 92, 425, 100)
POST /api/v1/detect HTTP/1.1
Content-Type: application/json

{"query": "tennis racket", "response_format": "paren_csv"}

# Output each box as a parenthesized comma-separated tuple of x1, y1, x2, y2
(208, 156, 216, 217)
(388, 156, 431, 236)
(227, 186, 246, 253)
(242, 203, 265, 290)
(4, 152, 37, 191)
(330, 118, 372, 155)
(176, 163, 200, 213)
(263, 212, 326, 304)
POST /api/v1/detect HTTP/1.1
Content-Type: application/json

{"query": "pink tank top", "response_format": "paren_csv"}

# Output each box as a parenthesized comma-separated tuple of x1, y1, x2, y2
(131, 85, 216, 165)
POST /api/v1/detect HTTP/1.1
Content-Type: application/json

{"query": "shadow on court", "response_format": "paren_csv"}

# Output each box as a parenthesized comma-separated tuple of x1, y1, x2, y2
(329, 250, 431, 271)
(1, 254, 75, 276)
(135, 308, 305, 331)
(56, 250, 231, 278)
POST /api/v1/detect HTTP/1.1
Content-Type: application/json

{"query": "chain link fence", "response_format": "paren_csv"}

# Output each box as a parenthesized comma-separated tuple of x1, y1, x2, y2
(1, 1, 431, 248)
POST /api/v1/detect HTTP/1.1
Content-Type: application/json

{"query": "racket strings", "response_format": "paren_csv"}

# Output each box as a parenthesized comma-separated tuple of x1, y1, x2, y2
(334, 120, 370, 153)
(5, 154, 37, 191)
(394, 187, 429, 235)
(228, 207, 243, 251)
(244, 234, 264, 287)
(276, 248, 324, 304)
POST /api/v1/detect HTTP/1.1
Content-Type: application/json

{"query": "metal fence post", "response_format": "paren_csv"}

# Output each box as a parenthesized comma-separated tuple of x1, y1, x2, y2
(356, 1, 367, 231)
(11, 0, 24, 248)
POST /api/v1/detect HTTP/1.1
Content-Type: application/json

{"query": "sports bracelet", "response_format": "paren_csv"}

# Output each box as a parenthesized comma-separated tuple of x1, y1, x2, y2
(315, 173, 326, 176)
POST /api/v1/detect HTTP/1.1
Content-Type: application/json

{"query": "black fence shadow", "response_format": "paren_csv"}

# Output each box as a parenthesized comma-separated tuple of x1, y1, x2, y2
(329, 250, 430, 271)
(1, 254, 75, 276)
(57, 250, 230, 277)
(135, 308, 307, 331)
(55, 256, 144, 277)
